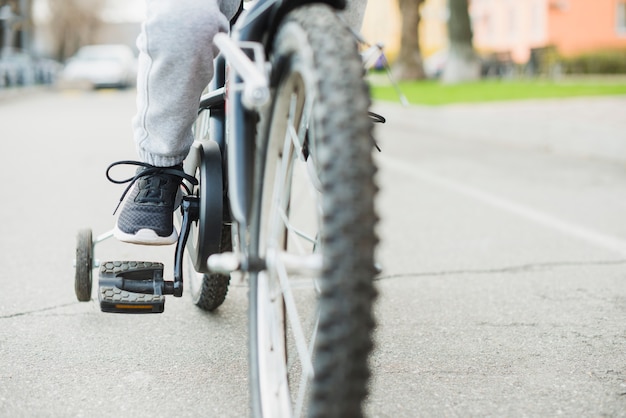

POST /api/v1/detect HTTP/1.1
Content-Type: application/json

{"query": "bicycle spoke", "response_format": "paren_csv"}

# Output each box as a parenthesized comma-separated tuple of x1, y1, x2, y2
(274, 252, 315, 378)
(278, 206, 318, 250)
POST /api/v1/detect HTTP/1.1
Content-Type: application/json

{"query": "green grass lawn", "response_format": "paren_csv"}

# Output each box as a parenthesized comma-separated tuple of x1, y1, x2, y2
(369, 77, 626, 105)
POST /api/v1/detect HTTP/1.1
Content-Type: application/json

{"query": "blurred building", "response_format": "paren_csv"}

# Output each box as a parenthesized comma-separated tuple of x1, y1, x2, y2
(362, 0, 626, 65)
(472, 0, 626, 63)
(361, 0, 402, 59)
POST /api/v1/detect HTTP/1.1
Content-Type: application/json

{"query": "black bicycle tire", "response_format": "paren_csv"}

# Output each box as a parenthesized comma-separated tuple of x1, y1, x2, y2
(182, 137, 231, 311)
(191, 223, 232, 311)
(249, 5, 378, 417)
(74, 228, 93, 302)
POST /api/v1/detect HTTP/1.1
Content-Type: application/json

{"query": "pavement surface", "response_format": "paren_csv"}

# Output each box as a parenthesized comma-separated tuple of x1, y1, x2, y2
(379, 95, 626, 165)
(369, 95, 626, 417)
(0, 88, 624, 417)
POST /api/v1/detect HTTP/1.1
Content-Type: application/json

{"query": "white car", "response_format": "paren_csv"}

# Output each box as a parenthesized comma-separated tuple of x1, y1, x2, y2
(60, 44, 137, 89)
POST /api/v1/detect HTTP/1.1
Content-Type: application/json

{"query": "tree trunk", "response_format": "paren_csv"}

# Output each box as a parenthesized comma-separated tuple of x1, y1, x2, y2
(393, 0, 426, 80)
(441, 0, 480, 84)
(48, 0, 105, 61)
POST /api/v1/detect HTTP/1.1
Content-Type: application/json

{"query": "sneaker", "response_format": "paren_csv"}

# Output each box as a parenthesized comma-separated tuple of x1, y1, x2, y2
(106, 161, 197, 245)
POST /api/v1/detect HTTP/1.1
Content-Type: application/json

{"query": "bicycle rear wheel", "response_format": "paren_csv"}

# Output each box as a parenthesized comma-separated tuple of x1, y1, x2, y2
(249, 5, 378, 417)
(183, 105, 231, 311)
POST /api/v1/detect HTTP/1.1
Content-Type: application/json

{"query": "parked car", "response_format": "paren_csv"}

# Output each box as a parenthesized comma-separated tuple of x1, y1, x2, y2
(59, 44, 137, 89)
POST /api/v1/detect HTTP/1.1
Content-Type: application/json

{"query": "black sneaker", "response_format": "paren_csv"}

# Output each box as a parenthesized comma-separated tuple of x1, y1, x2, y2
(106, 161, 197, 245)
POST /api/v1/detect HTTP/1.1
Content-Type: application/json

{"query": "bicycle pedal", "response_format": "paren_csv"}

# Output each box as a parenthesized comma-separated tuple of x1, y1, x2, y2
(98, 261, 166, 314)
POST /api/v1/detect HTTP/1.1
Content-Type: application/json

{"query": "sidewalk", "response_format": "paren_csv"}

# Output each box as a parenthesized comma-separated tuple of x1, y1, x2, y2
(0, 86, 49, 102)
(373, 95, 626, 165)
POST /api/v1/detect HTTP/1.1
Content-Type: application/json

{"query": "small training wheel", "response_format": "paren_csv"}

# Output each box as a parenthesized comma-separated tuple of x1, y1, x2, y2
(74, 228, 93, 301)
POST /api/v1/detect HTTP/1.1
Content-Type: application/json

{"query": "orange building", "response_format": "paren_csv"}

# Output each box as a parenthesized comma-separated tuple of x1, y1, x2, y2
(471, 0, 626, 63)
(547, 0, 626, 55)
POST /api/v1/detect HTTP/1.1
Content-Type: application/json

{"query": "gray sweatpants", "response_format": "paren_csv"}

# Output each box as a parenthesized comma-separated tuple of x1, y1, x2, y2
(134, 0, 368, 167)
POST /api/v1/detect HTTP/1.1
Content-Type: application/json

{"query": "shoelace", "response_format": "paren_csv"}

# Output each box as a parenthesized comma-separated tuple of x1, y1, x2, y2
(106, 160, 199, 214)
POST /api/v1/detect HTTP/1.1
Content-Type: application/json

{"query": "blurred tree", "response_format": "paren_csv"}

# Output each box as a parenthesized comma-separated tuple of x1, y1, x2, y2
(47, 0, 106, 61)
(18, 0, 34, 52)
(0, 2, 13, 52)
(0, 0, 30, 52)
(393, 0, 426, 80)
(441, 0, 480, 84)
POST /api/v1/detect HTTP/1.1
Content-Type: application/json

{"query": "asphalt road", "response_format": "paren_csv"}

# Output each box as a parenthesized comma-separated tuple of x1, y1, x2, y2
(0, 89, 625, 417)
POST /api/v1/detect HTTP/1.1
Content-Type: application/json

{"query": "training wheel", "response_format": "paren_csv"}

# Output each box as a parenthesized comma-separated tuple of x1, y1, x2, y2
(74, 228, 93, 301)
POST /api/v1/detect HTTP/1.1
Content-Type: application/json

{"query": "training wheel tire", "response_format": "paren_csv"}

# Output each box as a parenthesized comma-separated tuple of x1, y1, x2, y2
(74, 228, 93, 301)
(189, 223, 232, 311)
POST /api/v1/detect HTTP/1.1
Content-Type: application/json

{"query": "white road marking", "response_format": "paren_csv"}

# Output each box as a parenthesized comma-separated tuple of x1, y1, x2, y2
(379, 154, 626, 257)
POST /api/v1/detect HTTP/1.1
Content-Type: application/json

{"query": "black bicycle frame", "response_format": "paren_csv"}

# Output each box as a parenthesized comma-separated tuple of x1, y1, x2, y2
(203, 0, 347, 231)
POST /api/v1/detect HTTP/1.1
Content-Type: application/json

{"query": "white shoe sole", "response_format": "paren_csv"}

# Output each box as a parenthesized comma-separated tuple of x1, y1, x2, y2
(113, 226, 178, 246)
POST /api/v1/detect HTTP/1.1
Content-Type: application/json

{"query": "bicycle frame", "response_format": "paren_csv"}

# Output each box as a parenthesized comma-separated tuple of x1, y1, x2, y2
(197, 0, 350, 273)
(81, 0, 384, 294)
(75, 0, 381, 322)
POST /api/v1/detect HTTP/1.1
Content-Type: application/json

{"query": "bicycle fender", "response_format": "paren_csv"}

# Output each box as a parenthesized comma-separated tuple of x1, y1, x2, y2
(228, 0, 346, 227)
(285, 0, 346, 10)
(235, 0, 346, 44)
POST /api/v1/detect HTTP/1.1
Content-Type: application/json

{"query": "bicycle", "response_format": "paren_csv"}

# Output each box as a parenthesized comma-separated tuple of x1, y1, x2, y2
(74, 1, 381, 416)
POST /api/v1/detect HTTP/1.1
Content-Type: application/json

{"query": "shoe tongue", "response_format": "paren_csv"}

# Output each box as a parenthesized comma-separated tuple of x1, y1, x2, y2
(136, 176, 169, 203)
